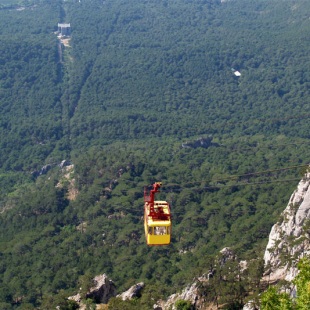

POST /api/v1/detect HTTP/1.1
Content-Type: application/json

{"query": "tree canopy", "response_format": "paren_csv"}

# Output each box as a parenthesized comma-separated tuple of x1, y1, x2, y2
(0, 0, 309, 308)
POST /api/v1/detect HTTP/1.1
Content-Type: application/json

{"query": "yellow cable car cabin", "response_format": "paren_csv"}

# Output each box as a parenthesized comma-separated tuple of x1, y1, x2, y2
(144, 182, 171, 246)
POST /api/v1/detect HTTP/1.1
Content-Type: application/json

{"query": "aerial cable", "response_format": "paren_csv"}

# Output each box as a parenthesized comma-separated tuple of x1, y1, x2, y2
(209, 164, 309, 183)
(161, 177, 304, 194)
(158, 163, 309, 190)
(116, 163, 309, 188)
(162, 179, 305, 194)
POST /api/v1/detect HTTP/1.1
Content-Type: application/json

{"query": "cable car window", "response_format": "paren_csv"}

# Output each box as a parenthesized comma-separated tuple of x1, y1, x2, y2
(154, 226, 167, 235)
(148, 227, 153, 235)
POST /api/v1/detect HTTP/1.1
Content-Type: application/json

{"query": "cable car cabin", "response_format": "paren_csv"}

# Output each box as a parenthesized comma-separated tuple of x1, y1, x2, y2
(144, 182, 171, 246)
(144, 201, 171, 245)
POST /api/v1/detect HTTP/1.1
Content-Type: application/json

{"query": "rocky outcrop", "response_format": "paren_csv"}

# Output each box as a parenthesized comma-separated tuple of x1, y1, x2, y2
(117, 282, 144, 300)
(86, 274, 117, 304)
(59, 159, 72, 168)
(157, 247, 238, 310)
(32, 159, 72, 178)
(31, 164, 52, 177)
(156, 282, 200, 310)
(182, 136, 219, 149)
(263, 167, 310, 283)
(69, 274, 117, 309)
(55, 163, 78, 200)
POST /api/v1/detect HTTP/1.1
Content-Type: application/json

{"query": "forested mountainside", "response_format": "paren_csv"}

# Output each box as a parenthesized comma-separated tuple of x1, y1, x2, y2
(0, 0, 309, 308)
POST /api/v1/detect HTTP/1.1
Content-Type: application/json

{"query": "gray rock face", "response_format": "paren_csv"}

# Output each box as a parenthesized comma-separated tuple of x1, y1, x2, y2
(68, 274, 117, 308)
(117, 282, 145, 300)
(157, 282, 199, 310)
(86, 274, 117, 303)
(263, 168, 310, 283)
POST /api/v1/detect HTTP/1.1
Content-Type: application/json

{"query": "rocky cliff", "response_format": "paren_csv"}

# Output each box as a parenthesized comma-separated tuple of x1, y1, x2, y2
(263, 167, 310, 284)
(69, 274, 117, 309)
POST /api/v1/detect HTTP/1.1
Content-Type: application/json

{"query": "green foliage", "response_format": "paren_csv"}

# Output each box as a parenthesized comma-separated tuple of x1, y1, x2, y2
(175, 299, 192, 310)
(199, 257, 248, 309)
(41, 290, 79, 310)
(84, 298, 96, 310)
(108, 297, 139, 310)
(78, 272, 94, 298)
(293, 258, 310, 310)
(260, 286, 293, 310)
(0, 0, 310, 308)
(261, 258, 310, 310)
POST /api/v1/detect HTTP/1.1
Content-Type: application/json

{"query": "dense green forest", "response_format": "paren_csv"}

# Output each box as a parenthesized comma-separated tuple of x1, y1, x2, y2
(0, 0, 309, 308)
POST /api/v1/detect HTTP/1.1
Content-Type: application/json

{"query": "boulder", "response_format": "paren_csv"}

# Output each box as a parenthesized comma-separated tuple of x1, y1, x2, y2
(86, 274, 117, 304)
(117, 282, 144, 300)
(157, 282, 198, 310)
(59, 159, 72, 168)
(69, 274, 117, 308)
(219, 247, 236, 265)
(31, 164, 52, 177)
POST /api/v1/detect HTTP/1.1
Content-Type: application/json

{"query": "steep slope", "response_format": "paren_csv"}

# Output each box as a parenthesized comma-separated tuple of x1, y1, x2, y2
(263, 167, 310, 283)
